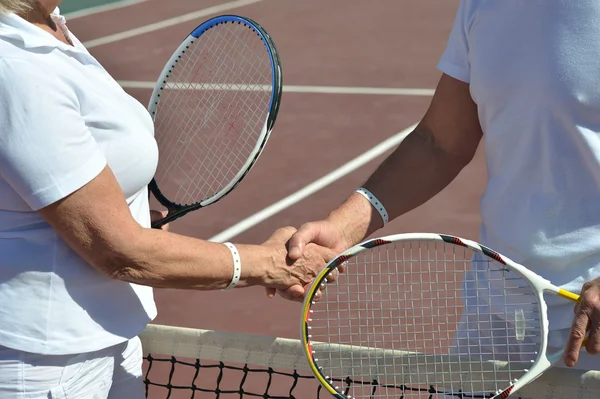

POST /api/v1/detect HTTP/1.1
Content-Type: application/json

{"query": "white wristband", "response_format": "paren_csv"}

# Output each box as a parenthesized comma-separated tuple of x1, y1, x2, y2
(355, 187, 389, 225)
(222, 242, 241, 291)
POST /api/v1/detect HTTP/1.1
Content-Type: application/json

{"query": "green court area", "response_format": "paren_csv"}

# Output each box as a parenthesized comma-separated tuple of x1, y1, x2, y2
(60, 0, 123, 14)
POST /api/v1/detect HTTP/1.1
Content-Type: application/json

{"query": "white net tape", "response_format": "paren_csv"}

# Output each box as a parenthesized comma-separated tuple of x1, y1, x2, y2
(140, 324, 600, 399)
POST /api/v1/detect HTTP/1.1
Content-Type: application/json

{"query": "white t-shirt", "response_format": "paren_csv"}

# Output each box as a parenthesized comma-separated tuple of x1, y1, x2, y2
(438, 0, 600, 370)
(0, 10, 158, 355)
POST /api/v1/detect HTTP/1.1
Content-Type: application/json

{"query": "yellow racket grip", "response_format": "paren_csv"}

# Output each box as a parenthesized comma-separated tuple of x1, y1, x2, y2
(558, 288, 580, 302)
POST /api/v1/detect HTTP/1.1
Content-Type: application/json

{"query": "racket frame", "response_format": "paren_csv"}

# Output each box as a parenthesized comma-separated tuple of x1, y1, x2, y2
(300, 233, 581, 399)
(147, 15, 283, 228)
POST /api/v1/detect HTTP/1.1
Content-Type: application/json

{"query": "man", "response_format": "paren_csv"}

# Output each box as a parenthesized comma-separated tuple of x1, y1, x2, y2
(286, 0, 600, 371)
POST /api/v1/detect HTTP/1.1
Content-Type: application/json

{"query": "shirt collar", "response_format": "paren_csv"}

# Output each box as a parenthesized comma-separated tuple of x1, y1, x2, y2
(0, 7, 75, 50)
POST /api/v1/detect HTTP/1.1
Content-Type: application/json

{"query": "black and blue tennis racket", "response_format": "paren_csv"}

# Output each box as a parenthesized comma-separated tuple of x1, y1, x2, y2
(147, 15, 283, 228)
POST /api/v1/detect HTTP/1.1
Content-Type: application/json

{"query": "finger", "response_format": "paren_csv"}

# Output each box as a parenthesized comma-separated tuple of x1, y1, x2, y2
(325, 269, 338, 283)
(276, 285, 306, 303)
(265, 287, 276, 299)
(150, 210, 170, 231)
(564, 311, 590, 367)
(585, 320, 600, 355)
(583, 298, 600, 354)
(288, 222, 322, 260)
(274, 289, 296, 302)
(149, 209, 164, 222)
(313, 290, 322, 302)
(288, 284, 305, 299)
(160, 210, 169, 231)
(308, 285, 323, 302)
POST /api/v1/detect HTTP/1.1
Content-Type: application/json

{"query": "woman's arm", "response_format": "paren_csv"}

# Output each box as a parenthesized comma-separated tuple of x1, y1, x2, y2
(38, 166, 334, 293)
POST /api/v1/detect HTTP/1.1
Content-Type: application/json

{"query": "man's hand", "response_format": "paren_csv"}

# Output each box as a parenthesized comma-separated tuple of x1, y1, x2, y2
(564, 277, 600, 367)
(288, 220, 352, 261)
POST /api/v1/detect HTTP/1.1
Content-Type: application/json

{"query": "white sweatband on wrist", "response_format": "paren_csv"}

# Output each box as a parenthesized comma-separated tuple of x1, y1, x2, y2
(355, 187, 389, 225)
(222, 242, 241, 291)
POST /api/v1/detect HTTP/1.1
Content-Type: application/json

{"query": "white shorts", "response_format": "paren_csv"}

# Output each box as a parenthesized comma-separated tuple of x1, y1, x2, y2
(0, 336, 144, 399)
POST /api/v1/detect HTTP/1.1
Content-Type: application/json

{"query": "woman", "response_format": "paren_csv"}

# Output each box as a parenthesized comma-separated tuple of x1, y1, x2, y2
(0, 1, 333, 397)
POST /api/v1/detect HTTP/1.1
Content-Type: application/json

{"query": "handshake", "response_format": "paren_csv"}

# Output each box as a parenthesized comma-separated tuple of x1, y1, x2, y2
(149, 210, 358, 301)
(253, 222, 351, 303)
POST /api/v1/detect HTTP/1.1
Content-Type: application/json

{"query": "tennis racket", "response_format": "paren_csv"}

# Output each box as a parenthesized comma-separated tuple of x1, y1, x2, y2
(147, 15, 283, 228)
(301, 233, 583, 399)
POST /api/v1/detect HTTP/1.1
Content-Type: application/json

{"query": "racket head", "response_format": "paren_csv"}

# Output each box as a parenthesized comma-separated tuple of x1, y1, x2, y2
(300, 233, 568, 399)
(147, 15, 283, 227)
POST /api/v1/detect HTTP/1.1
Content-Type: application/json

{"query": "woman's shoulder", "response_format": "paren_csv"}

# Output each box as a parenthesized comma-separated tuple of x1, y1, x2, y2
(0, 55, 36, 86)
(0, 54, 44, 82)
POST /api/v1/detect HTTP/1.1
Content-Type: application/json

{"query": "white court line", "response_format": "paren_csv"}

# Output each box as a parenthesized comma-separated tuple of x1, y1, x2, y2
(208, 123, 418, 243)
(117, 80, 435, 96)
(63, 0, 150, 20)
(83, 0, 265, 49)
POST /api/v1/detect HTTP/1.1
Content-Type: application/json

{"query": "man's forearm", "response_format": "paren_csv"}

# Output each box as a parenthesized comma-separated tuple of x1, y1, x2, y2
(326, 123, 475, 246)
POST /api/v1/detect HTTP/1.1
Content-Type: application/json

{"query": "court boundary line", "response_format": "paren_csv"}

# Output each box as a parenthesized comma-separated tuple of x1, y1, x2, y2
(208, 123, 418, 243)
(82, 0, 266, 49)
(63, 0, 150, 20)
(118, 80, 435, 96)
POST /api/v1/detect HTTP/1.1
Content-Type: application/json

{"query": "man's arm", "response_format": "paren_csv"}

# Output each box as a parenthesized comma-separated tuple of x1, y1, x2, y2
(288, 73, 483, 258)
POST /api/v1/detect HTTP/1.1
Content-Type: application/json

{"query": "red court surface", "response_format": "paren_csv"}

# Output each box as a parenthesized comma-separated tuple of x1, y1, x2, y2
(69, 0, 485, 349)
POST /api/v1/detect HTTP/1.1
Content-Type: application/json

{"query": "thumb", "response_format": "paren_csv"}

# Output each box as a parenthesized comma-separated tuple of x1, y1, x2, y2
(288, 222, 321, 260)
(266, 226, 297, 244)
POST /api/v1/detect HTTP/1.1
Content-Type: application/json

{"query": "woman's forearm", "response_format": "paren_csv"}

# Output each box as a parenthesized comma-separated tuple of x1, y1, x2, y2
(38, 169, 330, 293)
(105, 229, 272, 290)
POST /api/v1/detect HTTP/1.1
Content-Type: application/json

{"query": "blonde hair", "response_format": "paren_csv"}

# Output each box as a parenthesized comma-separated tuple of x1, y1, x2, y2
(0, 0, 36, 15)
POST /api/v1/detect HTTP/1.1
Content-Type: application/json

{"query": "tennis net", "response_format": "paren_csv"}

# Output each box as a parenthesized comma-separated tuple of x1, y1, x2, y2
(140, 324, 600, 399)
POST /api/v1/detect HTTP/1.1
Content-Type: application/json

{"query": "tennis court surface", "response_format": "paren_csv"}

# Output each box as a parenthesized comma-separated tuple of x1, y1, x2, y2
(67, 1, 599, 397)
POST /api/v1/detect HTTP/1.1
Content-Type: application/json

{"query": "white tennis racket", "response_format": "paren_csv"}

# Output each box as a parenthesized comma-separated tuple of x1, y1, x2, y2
(301, 233, 583, 398)
(148, 15, 283, 228)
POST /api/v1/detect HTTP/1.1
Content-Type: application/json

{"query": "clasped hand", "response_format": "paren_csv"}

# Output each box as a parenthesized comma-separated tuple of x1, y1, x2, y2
(261, 226, 340, 302)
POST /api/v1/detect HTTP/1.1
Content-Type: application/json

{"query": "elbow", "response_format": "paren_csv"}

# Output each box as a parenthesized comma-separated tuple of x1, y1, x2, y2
(96, 252, 146, 283)
(88, 237, 151, 284)
(451, 143, 479, 170)
(104, 263, 140, 283)
(104, 261, 165, 289)
(444, 134, 481, 171)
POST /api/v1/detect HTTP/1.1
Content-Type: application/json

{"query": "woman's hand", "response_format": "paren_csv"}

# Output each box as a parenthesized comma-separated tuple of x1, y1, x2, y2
(260, 227, 337, 302)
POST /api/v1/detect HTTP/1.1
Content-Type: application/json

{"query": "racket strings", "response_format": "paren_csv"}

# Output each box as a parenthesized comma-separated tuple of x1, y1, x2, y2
(191, 26, 271, 183)
(307, 240, 543, 398)
(153, 22, 274, 205)
(158, 33, 251, 198)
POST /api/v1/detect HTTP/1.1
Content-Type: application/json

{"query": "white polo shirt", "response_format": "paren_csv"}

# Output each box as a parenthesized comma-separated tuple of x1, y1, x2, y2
(438, 0, 600, 370)
(0, 9, 158, 354)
